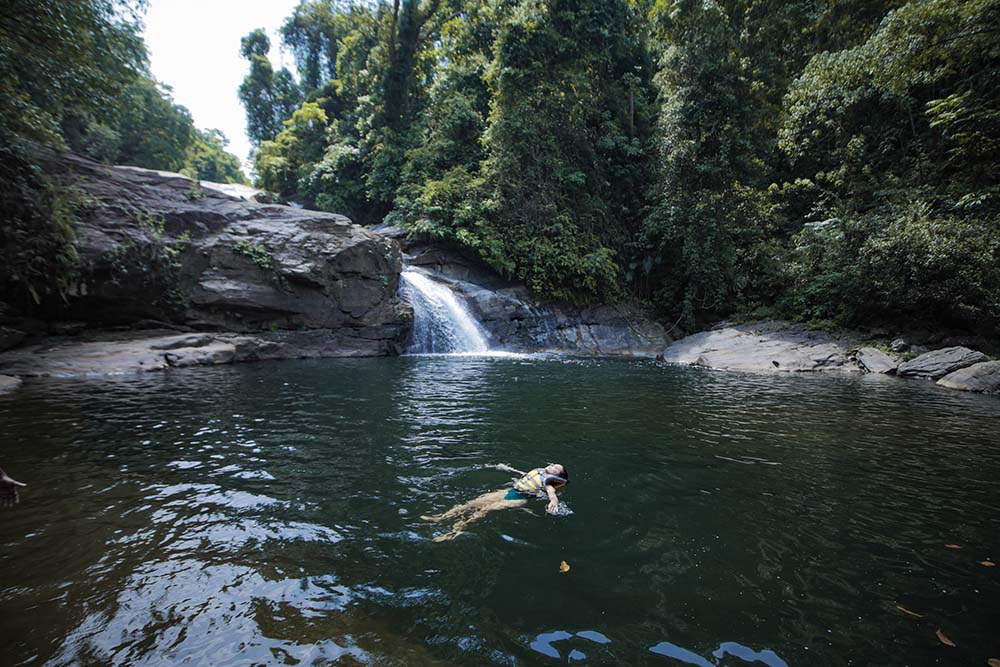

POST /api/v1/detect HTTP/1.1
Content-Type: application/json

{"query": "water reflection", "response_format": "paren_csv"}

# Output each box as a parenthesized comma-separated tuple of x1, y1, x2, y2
(1, 358, 998, 666)
(529, 631, 788, 666)
(649, 640, 788, 667)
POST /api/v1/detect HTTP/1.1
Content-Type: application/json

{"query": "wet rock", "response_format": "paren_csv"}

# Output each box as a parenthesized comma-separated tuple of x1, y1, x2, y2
(0, 326, 410, 378)
(0, 375, 21, 393)
(660, 321, 858, 372)
(890, 338, 910, 353)
(897, 346, 988, 380)
(937, 361, 1000, 394)
(0, 327, 26, 353)
(48, 321, 87, 336)
(163, 342, 236, 367)
(149, 334, 216, 350)
(0, 333, 248, 376)
(856, 347, 898, 374)
(398, 243, 669, 355)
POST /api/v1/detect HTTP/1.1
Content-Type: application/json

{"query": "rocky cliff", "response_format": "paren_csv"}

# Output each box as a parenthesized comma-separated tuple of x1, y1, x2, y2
(3, 151, 411, 358)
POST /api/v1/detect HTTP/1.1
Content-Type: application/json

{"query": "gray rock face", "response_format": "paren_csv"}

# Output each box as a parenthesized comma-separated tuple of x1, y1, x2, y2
(0, 327, 26, 353)
(660, 321, 857, 372)
(398, 241, 670, 355)
(33, 151, 410, 356)
(856, 347, 899, 374)
(0, 331, 312, 377)
(0, 374, 22, 393)
(897, 346, 988, 380)
(937, 361, 1000, 393)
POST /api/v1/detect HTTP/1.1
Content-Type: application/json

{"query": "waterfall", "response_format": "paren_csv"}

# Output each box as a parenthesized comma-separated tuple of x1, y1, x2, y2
(399, 269, 490, 354)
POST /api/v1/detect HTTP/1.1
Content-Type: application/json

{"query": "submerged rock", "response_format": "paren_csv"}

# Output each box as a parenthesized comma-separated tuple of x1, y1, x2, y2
(897, 346, 988, 380)
(856, 347, 898, 374)
(937, 361, 1000, 394)
(660, 321, 857, 372)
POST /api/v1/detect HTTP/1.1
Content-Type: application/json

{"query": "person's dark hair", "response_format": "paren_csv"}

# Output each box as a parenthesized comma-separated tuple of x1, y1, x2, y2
(558, 465, 569, 481)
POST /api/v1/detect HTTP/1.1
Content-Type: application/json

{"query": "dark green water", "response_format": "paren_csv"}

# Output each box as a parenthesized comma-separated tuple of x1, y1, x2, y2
(1, 356, 998, 666)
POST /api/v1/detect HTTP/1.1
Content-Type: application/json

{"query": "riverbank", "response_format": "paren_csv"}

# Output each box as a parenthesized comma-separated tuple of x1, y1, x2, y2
(2, 318, 996, 401)
(658, 319, 999, 396)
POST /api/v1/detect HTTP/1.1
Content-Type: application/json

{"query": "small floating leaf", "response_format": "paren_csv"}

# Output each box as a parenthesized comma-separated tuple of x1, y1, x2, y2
(980, 560, 996, 567)
(944, 544, 962, 550)
(935, 629, 956, 647)
(896, 605, 926, 619)
(559, 560, 570, 573)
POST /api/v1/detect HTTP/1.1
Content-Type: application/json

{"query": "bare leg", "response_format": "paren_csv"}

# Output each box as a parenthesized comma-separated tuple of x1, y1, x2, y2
(421, 489, 510, 522)
(430, 492, 528, 542)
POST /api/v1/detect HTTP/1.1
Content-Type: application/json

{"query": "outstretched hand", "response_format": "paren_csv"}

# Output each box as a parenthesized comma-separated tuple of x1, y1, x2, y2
(546, 499, 559, 514)
(0, 467, 26, 508)
(494, 463, 512, 472)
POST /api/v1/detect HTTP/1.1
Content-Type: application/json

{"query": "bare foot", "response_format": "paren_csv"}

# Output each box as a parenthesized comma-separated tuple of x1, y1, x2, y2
(432, 530, 463, 542)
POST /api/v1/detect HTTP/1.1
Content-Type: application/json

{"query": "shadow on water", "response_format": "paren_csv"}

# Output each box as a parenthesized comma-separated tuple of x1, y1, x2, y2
(1, 356, 998, 665)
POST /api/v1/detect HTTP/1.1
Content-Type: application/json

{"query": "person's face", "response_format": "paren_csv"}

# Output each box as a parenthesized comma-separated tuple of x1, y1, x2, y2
(545, 464, 564, 477)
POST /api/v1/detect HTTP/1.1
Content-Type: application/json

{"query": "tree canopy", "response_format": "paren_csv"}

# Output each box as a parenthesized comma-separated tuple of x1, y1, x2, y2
(233, 0, 999, 333)
(1, 0, 247, 307)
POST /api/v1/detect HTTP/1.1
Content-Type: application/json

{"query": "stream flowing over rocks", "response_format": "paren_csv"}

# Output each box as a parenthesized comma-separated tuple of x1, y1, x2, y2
(379, 226, 671, 356)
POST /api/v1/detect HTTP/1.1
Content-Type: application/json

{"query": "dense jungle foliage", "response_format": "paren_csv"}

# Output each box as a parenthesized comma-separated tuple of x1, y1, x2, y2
(2, 0, 998, 335)
(0, 0, 245, 305)
(240, 0, 999, 333)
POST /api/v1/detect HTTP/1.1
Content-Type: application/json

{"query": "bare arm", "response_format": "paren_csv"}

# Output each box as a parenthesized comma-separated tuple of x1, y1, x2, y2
(544, 485, 559, 514)
(0, 467, 26, 509)
(495, 463, 527, 476)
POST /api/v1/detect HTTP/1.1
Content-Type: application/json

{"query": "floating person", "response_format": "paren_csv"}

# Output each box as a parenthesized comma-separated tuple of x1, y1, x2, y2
(0, 466, 26, 508)
(422, 462, 570, 541)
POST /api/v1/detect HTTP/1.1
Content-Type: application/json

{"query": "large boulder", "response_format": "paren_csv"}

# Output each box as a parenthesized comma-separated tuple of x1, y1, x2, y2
(660, 321, 858, 372)
(936, 361, 1000, 394)
(855, 347, 899, 374)
(897, 346, 988, 380)
(26, 151, 411, 356)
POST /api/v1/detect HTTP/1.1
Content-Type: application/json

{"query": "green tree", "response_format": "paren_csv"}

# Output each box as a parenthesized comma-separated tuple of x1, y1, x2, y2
(777, 0, 1000, 331)
(281, 0, 343, 90)
(0, 0, 147, 145)
(238, 29, 303, 146)
(113, 78, 194, 171)
(184, 129, 248, 184)
(643, 0, 775, 324)
(476, 0, 654, 301)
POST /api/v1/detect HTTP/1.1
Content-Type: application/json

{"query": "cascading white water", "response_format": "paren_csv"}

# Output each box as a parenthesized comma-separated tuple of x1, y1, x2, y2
(399, 269, 490, 354)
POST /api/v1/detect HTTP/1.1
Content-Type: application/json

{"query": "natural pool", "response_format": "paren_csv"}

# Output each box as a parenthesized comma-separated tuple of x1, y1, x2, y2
(1, 356, 998, 666)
